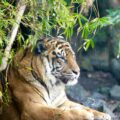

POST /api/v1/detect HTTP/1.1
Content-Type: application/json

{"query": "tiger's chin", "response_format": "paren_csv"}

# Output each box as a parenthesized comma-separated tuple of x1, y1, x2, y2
(66, 79, 78, 86)
(61, 78, 78, 86)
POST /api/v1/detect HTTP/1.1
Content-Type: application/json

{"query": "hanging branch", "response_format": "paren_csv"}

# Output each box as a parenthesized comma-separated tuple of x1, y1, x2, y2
(0, 0, 26, 72)
(86, 0, 94, 7)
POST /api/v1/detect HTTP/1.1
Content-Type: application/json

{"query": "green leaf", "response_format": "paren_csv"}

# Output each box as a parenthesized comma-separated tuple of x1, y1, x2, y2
(90, 39, 95, 48)
(82, 24, 89, 38)
(0, 52, 3, 65)
(83, 39, 94, 51)
(85, 40, 90, 51)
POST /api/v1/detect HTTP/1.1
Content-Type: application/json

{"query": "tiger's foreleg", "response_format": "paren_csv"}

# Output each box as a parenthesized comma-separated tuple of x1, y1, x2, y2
(21, 103, 94, 120)
(60, 100, 111, 120)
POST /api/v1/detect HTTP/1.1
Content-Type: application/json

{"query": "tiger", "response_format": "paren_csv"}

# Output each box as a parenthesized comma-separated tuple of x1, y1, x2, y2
(0, 37, 111, 120)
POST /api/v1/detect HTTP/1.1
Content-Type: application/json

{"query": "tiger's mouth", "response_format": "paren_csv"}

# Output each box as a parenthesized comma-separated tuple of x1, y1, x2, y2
(52, 72, 79, 85)
(59, 76, 78, 85)
(61, 78, 69, 84)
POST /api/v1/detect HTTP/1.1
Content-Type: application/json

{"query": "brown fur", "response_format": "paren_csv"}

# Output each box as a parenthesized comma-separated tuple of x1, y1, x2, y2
(0, 38, 111, 120)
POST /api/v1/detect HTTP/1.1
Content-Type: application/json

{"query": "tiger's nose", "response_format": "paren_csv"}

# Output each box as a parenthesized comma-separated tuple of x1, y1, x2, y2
(72, 70, 79, 75)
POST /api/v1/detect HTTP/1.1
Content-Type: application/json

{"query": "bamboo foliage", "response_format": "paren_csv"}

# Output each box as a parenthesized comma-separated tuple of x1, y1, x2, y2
(0, 0, 26, 71)
(0, 0, 111, 71)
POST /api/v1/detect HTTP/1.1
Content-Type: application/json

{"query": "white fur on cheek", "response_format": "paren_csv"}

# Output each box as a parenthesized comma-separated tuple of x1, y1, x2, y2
(42, 57, 57, 85)
(42, 57, 51, 74)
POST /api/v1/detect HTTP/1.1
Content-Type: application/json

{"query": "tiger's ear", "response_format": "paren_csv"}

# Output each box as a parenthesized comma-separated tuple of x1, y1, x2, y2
(35, 40, 47, 54)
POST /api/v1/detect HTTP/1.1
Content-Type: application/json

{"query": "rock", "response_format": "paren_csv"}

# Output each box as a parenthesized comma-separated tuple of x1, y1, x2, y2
(103, 103, 115, 118)
(110, 58, 120, 84)
(66, 84, 90, 102)
(92, 92, 108, 100)
(113, 103, 120, 113)
(80, 97, 114, 117)
(80, 97, 105, 111)
(97, 87, 111, 97)
(110, 85, 120, 100)
(91, 59, 109, 72)
(80, 57, 94, 72)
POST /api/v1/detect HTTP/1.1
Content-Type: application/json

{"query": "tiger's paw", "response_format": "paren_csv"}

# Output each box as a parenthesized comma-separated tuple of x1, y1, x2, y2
(70, 110, 94, 120)
(85, 112, 94, 120)
(79, 111, 94, 120)
(94, 113, 111, 120)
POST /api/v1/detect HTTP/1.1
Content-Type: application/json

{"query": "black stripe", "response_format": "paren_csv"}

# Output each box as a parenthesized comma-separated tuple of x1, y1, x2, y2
(31, 70, 50, 96)
(52, 58, 55, 70)
(31, 57, 50, 97)
(30, 72, 49, 103)
(56, 42, 63, 47)
(46, 55, 49, 63)
(20, 48, 29, 61)
(57, 103, 65, 108)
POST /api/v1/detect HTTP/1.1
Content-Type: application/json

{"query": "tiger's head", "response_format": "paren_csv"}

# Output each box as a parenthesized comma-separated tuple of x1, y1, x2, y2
(35, 37, 80, 86)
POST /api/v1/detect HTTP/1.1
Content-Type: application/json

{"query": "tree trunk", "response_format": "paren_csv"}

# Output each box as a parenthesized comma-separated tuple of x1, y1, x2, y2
(0, 0, 26, 72)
